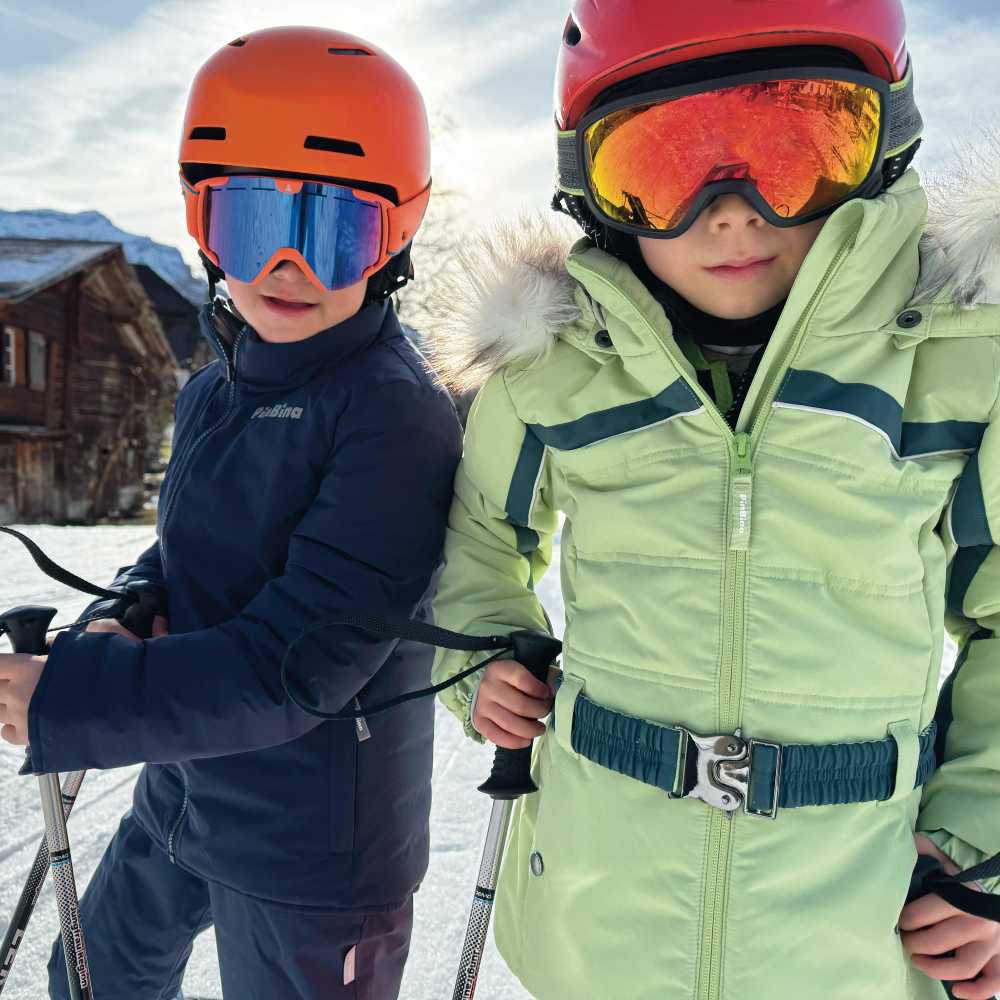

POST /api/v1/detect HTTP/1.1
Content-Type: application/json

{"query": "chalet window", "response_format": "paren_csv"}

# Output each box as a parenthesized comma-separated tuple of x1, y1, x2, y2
(28, 331, 46, 391)
(2, 326, 18, 386)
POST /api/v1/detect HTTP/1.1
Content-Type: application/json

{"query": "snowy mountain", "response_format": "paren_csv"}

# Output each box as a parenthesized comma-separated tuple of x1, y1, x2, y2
(0, 209, 205, 304)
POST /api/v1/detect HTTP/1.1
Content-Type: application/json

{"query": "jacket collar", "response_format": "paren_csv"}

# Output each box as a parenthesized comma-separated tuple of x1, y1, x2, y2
(199, 300, 393, 389)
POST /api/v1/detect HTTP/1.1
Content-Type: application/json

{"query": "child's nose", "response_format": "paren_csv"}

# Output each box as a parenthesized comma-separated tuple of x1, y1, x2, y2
(703, 192, 765, 231)
(269, 260, 309, 281)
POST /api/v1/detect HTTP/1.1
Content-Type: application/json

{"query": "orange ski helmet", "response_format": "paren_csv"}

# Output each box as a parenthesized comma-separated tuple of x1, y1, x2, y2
(179, 26, 431, 295)
(555, 0, 911, 130)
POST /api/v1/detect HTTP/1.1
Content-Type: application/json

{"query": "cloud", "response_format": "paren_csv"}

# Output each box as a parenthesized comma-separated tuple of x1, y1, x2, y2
(904, 1, 1000, 174)
(0, 0, 570, 269)
(0, 1, 109, 45)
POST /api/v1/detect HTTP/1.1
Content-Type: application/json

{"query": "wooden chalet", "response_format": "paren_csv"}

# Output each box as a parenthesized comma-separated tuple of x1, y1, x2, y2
(134, 263, 210, 377)
(0, 239, 177, 523)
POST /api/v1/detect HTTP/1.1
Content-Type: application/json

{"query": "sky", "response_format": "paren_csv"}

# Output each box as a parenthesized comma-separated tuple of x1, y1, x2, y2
(0, 0, 998, 274)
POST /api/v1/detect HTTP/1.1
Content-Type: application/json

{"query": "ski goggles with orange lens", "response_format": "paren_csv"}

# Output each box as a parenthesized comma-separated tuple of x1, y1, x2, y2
(557, 66, 922, 239)
(181, 174, 430, 291)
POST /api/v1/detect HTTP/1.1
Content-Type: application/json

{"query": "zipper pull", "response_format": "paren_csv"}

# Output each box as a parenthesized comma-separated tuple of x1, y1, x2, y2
(354, 698, 372, 742)
(730, 433, 753, 551)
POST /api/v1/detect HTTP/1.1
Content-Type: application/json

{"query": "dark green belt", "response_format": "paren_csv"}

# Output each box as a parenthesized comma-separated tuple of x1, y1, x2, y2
(564, 690, 937, 819)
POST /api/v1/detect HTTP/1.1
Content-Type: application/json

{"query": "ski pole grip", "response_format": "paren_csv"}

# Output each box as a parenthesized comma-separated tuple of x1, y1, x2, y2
(0, 606, 57, 778)
(118, 589, 160, 640)
(1, 605, 57, 655)
(477, 631, 562, 801)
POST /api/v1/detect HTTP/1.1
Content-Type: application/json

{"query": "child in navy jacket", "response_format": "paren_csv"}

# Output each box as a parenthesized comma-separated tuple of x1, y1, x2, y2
(0, 27, 461, 1000)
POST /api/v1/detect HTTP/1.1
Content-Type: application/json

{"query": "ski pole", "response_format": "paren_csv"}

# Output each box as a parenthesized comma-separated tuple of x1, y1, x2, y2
(0, 768, 84, 995)
(452, 630, 561, 1000)
(1, 606, 93, 1000)
(0, 595, 157, 995)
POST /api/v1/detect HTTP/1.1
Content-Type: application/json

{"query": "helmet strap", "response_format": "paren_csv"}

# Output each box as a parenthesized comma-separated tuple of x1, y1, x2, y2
(882, 138, 922, 189)
(198, 250, 227, 303)
(364, 245, 414, 304)
(552, 191, 606, 247)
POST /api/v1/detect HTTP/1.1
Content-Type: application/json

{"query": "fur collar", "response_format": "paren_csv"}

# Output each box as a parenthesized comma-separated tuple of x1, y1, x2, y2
(914, 136, 1000, 309)
(426, 156, 1000, 393)
(426, 215, 580, 395)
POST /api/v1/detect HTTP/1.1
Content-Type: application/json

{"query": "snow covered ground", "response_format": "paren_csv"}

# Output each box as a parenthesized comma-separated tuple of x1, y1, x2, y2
(0, 524, 564, 999)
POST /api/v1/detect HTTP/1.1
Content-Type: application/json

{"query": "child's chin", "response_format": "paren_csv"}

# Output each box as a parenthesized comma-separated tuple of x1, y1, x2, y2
(252, 306, 326, 341)
(704, 290, 784, 321)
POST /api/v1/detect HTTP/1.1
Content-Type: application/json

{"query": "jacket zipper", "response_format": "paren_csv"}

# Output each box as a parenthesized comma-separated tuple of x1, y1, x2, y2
(696, 431, 751, 1000)
(690, 227, 861, 1000)
(160, 326, 243, 861)
(167, 773, 190, 864)
(159, 328, 246, 570)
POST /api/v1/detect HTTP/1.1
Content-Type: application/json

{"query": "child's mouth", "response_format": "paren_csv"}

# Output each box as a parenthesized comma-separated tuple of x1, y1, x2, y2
(262, 295, 317, 315)
(705, 257, 776, 280)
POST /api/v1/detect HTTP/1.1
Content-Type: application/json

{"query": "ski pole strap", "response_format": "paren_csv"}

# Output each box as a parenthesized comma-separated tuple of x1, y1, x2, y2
(281, 613, 530, 720)
(286, 612, 512, 657)
(559, 690, 938, 817)
(0, 527, 162, 640)
(0, 527, 125, 602)
(909, 853, 1000, 923)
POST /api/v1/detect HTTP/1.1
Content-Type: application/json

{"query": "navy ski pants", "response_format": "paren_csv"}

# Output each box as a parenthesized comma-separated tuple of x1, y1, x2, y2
(48, 812, 413, 1000)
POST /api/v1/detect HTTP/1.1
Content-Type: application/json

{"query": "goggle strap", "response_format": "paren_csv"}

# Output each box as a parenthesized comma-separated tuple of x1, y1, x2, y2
(886, 60, 924, 154)
(556, 63, 924, 196)
(556, 129, 585, 196)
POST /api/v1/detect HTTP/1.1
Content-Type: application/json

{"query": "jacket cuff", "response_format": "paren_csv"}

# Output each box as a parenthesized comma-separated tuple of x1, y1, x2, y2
(920, 828, 1000, 894)
(27, 629, 83, 773)
(468, 675, 486, 739)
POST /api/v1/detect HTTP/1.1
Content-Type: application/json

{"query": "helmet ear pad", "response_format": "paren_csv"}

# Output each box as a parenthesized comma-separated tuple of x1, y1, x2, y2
(365, 245, 414, 304)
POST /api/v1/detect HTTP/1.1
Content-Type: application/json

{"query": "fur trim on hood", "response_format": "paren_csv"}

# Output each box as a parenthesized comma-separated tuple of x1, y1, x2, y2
(427, 149, 1000, 393)
(425, 215, 580, 395)
(914, 132, 1000, 308)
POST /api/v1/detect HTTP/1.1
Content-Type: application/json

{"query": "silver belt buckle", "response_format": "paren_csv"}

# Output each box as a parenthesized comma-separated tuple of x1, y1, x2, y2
(669, 728, 781, 819)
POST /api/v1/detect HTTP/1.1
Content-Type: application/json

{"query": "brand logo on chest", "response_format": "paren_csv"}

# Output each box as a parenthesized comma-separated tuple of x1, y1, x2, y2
(252, 403, 304, 420)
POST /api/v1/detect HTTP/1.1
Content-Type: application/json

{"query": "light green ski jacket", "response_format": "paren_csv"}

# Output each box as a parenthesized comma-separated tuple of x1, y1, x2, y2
(430, 168, 1000, 1000)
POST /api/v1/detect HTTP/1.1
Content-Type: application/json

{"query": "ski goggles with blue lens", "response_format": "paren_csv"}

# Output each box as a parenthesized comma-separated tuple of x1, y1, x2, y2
(181, 174, 427, 292)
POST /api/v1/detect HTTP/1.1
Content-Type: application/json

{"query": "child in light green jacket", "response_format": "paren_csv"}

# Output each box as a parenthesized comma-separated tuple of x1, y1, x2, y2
(430, 3, 1000, 998)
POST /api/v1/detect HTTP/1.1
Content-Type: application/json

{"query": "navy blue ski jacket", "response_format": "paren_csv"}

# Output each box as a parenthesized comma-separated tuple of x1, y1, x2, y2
(29, 300, 463, 908)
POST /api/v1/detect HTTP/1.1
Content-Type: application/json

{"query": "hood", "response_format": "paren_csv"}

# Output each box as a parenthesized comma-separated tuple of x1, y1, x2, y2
(426, 154, 1000, 394)
(427, 215, 581, 395)
(914, 133, 1000, 309)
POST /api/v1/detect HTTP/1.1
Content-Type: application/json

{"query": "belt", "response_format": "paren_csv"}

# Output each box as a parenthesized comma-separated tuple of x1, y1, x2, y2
(563, 689, 937, 820)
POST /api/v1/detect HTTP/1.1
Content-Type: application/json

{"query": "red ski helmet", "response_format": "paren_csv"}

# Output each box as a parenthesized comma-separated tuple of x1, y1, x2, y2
(555, 0, 911, 130)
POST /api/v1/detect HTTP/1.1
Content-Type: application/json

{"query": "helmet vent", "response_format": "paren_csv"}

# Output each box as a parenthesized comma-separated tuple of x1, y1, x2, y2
(228, 38, 247, 47)
(189, 127, 227, 141)
(304, 136, 365, 157)
(328, 47, 373, 56)
(564, 18, 582, 46)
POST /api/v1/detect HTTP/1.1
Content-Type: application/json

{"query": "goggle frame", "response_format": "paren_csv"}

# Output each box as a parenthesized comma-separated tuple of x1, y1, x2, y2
(572, 66, 893, 240)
